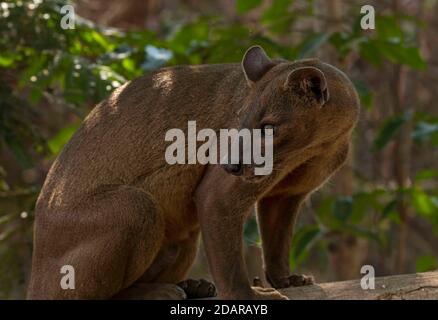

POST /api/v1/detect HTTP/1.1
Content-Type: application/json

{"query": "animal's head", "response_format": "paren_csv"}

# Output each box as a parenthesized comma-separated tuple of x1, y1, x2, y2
(222, 45, 360, 180)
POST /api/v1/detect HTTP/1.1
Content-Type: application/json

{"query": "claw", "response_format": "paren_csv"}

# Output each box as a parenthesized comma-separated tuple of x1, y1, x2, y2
(253, 276, 264, 287)
(288, 274, 315, 287)
(177, 278, 217, 299)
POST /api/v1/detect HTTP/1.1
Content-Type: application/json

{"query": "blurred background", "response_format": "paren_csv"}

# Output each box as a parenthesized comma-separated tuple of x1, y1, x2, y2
(1, 0, 438, 299)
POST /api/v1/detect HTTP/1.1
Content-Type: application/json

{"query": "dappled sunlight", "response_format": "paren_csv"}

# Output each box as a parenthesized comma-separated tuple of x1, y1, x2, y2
(152, 69, 175, 95)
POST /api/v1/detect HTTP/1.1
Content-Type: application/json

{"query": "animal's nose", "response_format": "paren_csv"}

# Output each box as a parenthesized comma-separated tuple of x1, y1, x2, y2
(221, 163, 243, 176)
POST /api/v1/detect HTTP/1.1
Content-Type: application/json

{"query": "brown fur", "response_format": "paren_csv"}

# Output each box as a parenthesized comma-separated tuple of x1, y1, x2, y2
(27, 46, 359, 299)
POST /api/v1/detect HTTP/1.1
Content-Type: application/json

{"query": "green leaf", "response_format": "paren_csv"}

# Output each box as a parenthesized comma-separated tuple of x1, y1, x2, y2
(244, 216, 260, 245)
(48, 123, 80, 155)
(360, 36, 426, 70)
(0, 55, 15, 67)
(329, 32, 352, 58)
(411, 188, 438, 216)
(0, 226, 18, 243)
(353, 79, 373, 108)
(415, 169, 438, 182)
(362, 31, 426, 69)
(262, 0, 293, 21)
(332, 196, 353, 223)
(394, 46, 426, 70)
(350, 190, 385, 223)
(378, 42, 426, 70)
(90, 31, 113, 51)
(382, 198, 398, 220)
(412, 121, 438, 142)
(360, 42, 381, 67)
(30, 88, 43, 104)
(315, 197, 337, 229)
(122, 58, 136, 73)
(290, 225, 321, 268)
(0, 213, 16, 226)
(416, 255, 437, 273)
(341, 225, 381, 244)
(373, 111, 413, 151)
(4, 137, 32, 168)
(261, 0, 295, 33)
(168, 20, 209, 56)
(236, 0, 262, 14)
(297, 33, 329, 59)
(376, 16, 403, 41)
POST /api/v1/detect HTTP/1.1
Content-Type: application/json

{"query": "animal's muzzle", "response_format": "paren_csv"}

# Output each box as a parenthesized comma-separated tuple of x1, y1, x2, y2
(221, 163, 243, 176)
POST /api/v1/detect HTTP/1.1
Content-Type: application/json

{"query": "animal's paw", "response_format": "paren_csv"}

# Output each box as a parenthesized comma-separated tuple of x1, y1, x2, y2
(265, 274, 315, 288)
(153, 284, 188, 300)
(177, 278, 217, 299)
(286, 274, 315, 287)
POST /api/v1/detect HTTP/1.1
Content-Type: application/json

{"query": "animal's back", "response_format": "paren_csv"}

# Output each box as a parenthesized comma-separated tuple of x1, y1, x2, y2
(37, 63, 247, 211)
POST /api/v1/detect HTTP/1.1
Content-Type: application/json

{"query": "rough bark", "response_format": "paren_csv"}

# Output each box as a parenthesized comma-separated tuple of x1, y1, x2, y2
(279, 271, 438, 300)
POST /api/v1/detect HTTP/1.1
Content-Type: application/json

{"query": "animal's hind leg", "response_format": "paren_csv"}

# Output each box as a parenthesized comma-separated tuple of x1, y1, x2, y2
(27, 187, 164, 299)
(155, 232, 217, 299)
(116, 230, 216, 299)
(154, 231, 200, 283)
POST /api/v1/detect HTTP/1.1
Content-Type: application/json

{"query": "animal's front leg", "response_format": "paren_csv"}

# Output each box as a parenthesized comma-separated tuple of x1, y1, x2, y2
(195, 165, 287, 300)
(257, 194, 314, 288)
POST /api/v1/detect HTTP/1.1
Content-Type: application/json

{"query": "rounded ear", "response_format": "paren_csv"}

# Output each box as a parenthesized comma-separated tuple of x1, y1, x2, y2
(284, 66, 329, 107)
(242, 46, 275, 85)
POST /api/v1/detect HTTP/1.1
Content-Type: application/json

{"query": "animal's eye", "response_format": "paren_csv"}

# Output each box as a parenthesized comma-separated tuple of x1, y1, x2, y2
(261, 124, 275, 136)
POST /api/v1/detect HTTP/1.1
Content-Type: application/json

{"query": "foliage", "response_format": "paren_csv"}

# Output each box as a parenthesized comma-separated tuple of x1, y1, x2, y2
(0, 0, 436, 298)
